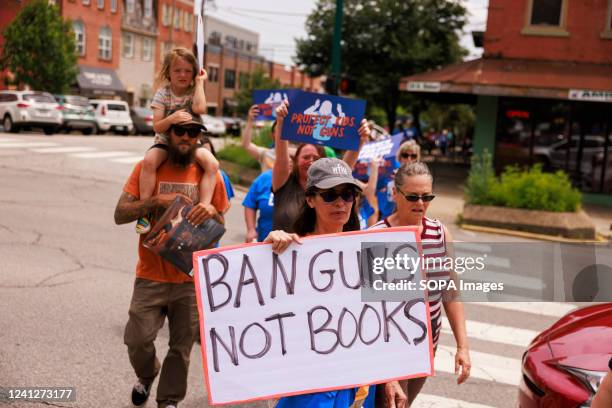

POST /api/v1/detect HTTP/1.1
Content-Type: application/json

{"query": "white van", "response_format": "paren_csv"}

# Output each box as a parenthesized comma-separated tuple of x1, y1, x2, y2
(89, 99, 134, 135)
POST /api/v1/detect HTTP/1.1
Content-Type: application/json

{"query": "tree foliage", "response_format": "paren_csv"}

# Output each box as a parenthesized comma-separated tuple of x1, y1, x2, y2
(234, 66, 283, 116)
(295, 0, 468, 127)
(0, 0, 78, 93)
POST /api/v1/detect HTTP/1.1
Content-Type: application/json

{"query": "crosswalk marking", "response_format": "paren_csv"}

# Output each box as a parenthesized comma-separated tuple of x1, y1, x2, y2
(109, 156, 142, 164)
(0, 138, 18, 142)
(0, 142, 58, 148)
(415, 394, 496, 408)
(441, 317, 538, 347)
(70, 151, 133, 159)
(30, 146, 97, 153)
(435, 345, 521, 386)
(476, 301, 575, 318)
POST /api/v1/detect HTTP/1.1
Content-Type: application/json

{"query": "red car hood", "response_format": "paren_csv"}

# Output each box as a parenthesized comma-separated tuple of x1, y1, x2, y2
(543, 303, 612, 371)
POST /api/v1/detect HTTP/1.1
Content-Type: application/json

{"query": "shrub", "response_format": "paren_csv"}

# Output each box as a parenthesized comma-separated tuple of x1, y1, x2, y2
(217, 144, 259, 169)
(465, 151, 581, 212)
(253, 124, 273, 148)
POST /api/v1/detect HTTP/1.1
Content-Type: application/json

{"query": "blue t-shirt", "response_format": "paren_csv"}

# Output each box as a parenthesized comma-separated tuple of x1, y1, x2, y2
(221, 170, 234, 201)
(242, 170, 274, 241)
(376, 173, 397, 219)
(358, 199, 375, 230)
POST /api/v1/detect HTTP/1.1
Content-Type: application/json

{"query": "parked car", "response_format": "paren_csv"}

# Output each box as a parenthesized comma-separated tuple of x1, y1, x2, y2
(89, 99, 133, 135)
(519, 303, 612, 408)
(54, 94, 96, 135)
(130, 107, 154, 135)
(201, 114, 225, 136)
(220, 116, 241, 136)
(0, 90, 62, 135)
(533, 135, 606, 176)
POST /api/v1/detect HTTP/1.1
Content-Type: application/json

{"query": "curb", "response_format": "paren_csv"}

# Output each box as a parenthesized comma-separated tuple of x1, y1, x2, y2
(459, 223, 609, 244)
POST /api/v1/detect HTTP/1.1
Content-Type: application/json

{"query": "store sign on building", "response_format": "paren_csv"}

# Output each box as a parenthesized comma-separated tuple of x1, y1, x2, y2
(407, 81, 441, 93)
(84, 72, 113, 87)
(568, 89, 612, 103)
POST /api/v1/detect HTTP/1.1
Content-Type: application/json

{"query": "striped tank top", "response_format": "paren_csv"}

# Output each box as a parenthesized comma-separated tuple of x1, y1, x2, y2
(369, 216, 449, 346)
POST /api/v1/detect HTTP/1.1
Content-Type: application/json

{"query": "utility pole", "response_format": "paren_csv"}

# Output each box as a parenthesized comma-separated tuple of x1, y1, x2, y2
(329, 0, 343, 95)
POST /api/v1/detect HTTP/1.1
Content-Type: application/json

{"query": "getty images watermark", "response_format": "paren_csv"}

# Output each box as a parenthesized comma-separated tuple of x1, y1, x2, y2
(360, 241, 612, 302)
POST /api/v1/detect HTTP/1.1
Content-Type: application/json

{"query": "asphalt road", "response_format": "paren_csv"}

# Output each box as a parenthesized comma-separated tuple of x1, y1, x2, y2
(0, 132, 587, 408)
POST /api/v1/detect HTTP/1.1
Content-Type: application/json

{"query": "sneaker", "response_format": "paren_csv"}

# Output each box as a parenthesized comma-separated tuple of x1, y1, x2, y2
(131, 380, 152, 406)
(136, 217, 151, 234)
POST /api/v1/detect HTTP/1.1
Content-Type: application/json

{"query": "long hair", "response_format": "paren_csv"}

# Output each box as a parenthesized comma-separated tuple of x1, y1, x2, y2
(291, 143, 326, 179)
(155, 47, 198, 90)
(292, 187, 361, 235)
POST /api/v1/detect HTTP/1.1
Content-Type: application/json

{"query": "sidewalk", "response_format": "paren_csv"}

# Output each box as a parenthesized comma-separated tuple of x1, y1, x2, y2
(425, 159, 612, 240)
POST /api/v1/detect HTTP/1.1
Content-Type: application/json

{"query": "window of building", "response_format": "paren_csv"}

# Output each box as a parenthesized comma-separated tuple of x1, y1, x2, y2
(225, 35, 237, 49)
(142, 37, 152, 61)
(208, 65, 219, 82)
(239, 72, 249, 89)
(110, 0, 116, 12)
(530, 0, 563, 26)
(209, 31, 221, 46)
(162, 5, 169, 26)
(144, 0, 152, 18)
(98, 27, 112, 60)
(82, 0, 90, 5)
(238, 40, 244, 50)
(246, 42, 252, 52)
(73, 21, 86, 56)
(97, 0, 104, 10)
(174, 8, 181, 30)
(184, 11, 192, 32)
(126, 0, 134, 13)
(122, 33, 134, 58)
(161, 42, 171, 63)
(224, 69, 236, 89)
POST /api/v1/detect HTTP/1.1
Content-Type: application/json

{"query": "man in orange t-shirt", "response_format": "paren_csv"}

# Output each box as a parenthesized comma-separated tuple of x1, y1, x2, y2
(114, 113, 229, 408)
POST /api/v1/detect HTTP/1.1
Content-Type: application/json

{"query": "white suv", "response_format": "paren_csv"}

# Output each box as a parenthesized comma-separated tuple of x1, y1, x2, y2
(0, 90, 63, 135)
(89, 99, 134, 135)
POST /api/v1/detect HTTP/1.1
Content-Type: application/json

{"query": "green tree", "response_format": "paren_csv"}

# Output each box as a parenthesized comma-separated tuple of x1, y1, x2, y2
(234, 66, 282, 116)
(1, 0, 78, 93)
(295, 0, 467, 128)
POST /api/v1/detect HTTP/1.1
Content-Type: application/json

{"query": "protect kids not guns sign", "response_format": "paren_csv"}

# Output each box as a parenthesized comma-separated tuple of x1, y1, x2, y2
(192, 228, 434, 405)
(281, 91, 366, 151)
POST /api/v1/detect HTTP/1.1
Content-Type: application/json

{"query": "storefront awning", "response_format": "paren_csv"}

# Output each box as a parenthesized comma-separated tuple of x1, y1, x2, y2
(77, 66, 126, 95)
(400, 58, 612, 102)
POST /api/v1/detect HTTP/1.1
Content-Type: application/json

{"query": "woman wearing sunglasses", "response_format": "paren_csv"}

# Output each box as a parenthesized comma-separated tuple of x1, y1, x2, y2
(371, 161, 471, 407)
(264, 157, 365, 408)
(396, 141, 421, 166)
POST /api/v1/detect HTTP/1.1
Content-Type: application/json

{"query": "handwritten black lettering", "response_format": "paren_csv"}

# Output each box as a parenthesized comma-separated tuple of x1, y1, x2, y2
(404, 299, 427, 346)
(309, 249, 335, 292)
(203, 254, 231, 312)
(239, 322, 271, 359)
(337, 307, 358, 348)
(307, 306, 339, 354)
(271, 251, 297, 298)
(382, 301, 410, 343)
(265, 312, 296, 355)
(358, 304, 382, 345)
(210, 326, 238, 372)
(339, 250, 360, 289)
(234, 254, 265, 308)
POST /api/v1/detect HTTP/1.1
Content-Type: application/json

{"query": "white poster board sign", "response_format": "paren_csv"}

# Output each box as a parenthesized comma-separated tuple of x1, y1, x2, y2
(193, 228, 434, 405)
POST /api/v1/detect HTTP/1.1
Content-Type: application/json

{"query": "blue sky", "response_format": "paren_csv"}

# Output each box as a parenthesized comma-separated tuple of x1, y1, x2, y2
(204, 0, 489, 66)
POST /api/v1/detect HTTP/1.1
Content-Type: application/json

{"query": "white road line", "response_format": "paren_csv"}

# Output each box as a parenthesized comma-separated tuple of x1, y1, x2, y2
(435, 345, 521, 386)
(441, 317, 538, 348)
(70, 151, 133, 159)
(0, 138, 18, 142)
(109, 156, 142, 164)
(475, 301, 576, 318)
(0, 142, 58, 148)
(415, 394, 496, 408)
(30, 146, 97, 153)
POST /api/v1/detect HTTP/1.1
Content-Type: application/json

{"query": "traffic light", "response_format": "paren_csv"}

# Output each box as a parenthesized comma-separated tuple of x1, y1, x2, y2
(339, 76, 356, 94)
(324, 75, 337, 95)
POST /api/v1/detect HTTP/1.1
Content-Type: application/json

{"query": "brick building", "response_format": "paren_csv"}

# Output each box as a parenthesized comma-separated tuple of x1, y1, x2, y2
(401, 0, 612, 203)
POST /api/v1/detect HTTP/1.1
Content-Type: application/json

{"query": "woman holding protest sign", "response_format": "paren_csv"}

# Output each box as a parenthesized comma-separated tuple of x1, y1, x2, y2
(272, 100, 371, 233)
(371, 161, 471, 407)
(265, 157, 374, 408)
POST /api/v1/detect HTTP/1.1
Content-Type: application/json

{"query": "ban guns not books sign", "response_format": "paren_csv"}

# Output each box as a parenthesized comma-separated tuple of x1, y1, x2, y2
(192, 228, 434, 405)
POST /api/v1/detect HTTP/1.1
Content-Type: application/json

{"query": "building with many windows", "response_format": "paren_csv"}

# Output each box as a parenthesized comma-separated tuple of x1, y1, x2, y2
(401, 0, 612, 203)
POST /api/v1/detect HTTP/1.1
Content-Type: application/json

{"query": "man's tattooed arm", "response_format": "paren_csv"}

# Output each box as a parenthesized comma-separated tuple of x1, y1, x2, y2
(113, 192, 158, 225)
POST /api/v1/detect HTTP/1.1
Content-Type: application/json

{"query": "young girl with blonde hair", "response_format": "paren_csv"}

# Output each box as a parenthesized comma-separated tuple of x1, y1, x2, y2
(136, 47, 219, 233)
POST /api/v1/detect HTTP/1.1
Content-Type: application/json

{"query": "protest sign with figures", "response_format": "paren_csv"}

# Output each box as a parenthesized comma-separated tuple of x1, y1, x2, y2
(252, 89, 300, 121)
(280, 91, 366, 151)
(352, 132, 404, 182)
(192, 228, 433, 405)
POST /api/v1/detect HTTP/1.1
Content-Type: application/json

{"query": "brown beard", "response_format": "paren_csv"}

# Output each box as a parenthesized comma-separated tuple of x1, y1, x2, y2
(167, 140, 197, 168)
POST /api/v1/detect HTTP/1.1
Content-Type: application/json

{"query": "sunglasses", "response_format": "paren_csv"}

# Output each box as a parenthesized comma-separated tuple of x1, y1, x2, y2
(400, 152, 418, 159)
(172, 126, 201, 138)
(400, 193, 435, 202)
(317, 188, 358, 203)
